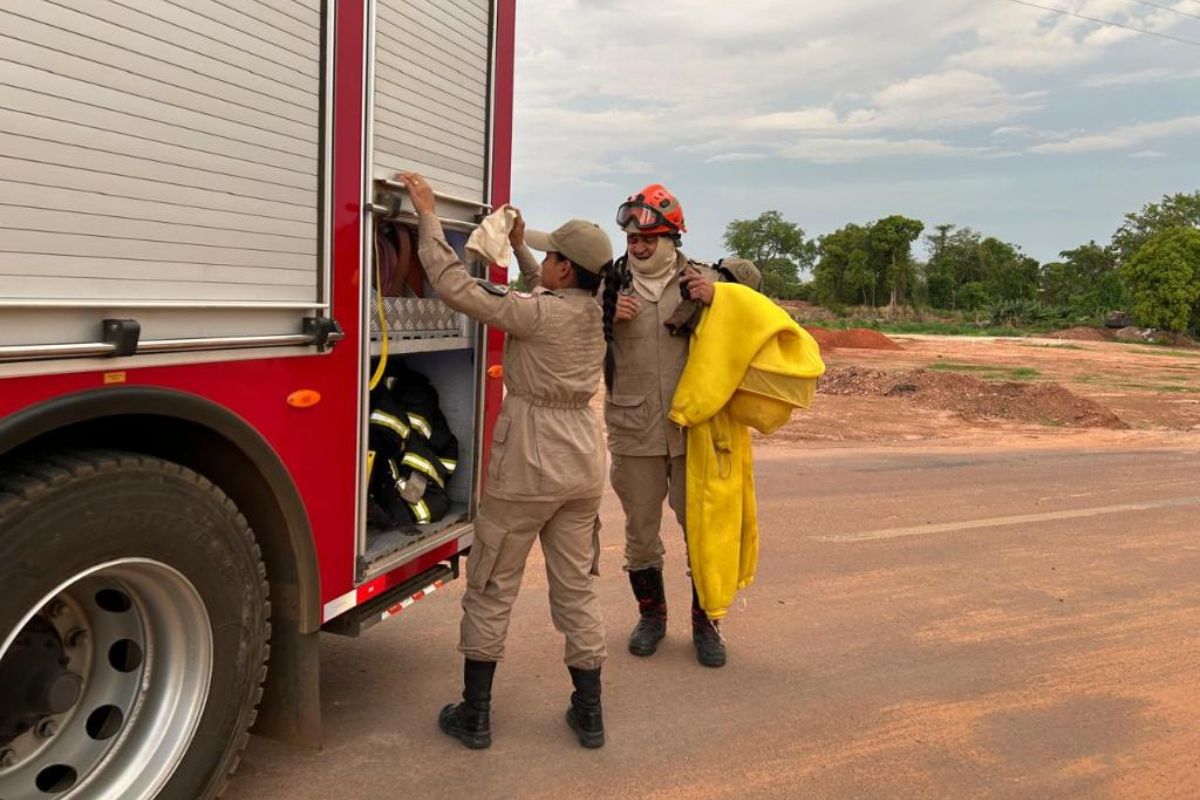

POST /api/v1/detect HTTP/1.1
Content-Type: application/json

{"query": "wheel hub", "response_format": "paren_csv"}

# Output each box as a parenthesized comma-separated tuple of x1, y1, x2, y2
(0, 560, 213, 800)
(0, 618, 83, 743)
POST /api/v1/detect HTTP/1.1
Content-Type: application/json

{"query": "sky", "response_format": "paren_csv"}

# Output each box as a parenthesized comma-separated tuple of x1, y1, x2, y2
(508, 0, 1200, 268)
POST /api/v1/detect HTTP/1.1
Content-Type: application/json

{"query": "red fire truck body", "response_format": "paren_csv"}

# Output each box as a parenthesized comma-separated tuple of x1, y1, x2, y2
(0, 1, 514, 797)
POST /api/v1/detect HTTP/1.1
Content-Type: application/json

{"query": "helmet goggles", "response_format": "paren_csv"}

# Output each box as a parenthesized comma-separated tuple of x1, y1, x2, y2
(616, 201, 675, 233)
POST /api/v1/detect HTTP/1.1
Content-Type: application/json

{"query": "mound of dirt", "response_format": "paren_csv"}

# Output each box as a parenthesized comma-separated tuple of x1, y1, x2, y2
(818, 366, 1127, 429)
(1046, 326, 1112, 342)
(804, 327, 902, 351)
(804, 326, 838, 351)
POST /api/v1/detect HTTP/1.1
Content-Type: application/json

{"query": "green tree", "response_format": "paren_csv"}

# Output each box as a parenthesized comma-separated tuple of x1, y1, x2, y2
(869, 215, 925, 309)
(1119, 227, 1200, 332)
(846, 249, 875, 307)
(922, 225, 989, 309)
(813, 223, 872, 307)
(1112, 191, 1200, 264)
(924, 223, 957, 309)
(1044, 241, 1123, 316)
(1039, 261, 1072, 307)
(958, 281, 989, 311)
(978, 237, 1038, 302)
(723, 210, 816, 299)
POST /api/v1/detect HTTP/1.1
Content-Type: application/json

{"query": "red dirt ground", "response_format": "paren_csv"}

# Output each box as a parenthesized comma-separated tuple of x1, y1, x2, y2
(804, 327, 903, 351)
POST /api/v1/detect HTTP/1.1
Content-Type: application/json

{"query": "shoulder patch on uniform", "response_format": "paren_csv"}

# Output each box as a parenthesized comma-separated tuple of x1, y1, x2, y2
(476, 279, 509, 297)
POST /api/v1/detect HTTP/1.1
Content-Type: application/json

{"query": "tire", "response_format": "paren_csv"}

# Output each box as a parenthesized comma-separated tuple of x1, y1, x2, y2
(0, 451, 270, 800)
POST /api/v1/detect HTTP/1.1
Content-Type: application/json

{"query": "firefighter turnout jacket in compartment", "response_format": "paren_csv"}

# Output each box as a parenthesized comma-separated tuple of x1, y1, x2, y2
(367, 362, 459, 528)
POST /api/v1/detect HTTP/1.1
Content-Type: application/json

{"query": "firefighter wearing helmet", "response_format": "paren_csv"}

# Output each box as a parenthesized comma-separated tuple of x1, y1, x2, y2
(600, 184, 728, 668)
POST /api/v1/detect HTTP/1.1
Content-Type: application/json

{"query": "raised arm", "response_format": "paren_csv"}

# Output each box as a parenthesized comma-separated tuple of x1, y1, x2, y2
(400, 172, 542, 338)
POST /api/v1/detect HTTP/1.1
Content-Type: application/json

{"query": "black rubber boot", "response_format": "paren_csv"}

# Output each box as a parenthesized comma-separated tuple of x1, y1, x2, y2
(565, 666, 605, 749)
(627, 568, 667, 656)
(691, 584, 727, 668)
(438, 659, 496, 749)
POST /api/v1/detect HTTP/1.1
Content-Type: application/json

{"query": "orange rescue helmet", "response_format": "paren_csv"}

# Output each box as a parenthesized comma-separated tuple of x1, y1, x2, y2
(616, 183, 686, 235)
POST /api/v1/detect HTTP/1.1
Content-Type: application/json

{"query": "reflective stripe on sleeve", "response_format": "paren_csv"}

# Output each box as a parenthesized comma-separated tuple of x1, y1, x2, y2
(371, 410, 410, 439)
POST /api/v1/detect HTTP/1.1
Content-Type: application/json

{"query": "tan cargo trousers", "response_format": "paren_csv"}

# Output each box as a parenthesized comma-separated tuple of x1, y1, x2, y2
(459, 494, 606, 669)
(610, 454, 687, 572)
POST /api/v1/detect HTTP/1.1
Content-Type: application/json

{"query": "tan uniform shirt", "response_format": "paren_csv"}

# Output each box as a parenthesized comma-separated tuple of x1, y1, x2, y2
(418, 215, 606, 502)
(603, 253, 714, 459)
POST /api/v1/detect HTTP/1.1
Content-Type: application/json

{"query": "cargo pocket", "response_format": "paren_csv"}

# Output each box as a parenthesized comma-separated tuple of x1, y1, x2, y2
(605, 393, 647, 432)
(466, 513, 505, 591)
(485, 415, 512, 486)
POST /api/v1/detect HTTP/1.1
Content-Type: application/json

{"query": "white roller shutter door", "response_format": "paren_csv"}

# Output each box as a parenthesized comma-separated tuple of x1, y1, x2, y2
(0, 0, 325, 308)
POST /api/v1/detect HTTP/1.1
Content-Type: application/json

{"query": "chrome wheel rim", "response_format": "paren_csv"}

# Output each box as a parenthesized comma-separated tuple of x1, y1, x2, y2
(0, 559, 213, 800)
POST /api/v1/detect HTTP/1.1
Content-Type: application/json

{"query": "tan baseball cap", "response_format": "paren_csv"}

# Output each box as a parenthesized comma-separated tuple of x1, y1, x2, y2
(525, 219, 613, 274)
(719, 258, 763, 291)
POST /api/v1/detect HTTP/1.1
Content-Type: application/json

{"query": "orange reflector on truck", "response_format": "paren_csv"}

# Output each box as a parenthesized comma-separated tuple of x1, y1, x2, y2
(287, 389, 322, 408)
(487, 365, 503, 379)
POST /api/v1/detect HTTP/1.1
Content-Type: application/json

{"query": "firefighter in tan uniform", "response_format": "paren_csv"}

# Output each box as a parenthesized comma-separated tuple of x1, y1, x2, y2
(397, 173, 613, 751)
(598, 184, 728, 668)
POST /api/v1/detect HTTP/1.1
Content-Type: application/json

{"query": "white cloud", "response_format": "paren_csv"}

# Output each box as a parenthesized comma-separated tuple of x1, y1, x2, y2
(1085, 67, 1173, 87)
(948, 0, 1191, 71)
(1129, 150, 1167, 159)
(705, 152, 769, 163)
(743, 71, 1043, 137)
(848, 71, 1045, 130)
(991, 125, 1035, 139)
(744, 108, 841, 132)
(1030, 115, 1200, 154)
(777, 137, 988, 164)
(1085, 66, 1200, 87)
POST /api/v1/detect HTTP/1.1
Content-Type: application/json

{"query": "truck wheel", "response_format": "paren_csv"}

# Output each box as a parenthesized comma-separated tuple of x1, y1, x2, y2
(0, 451, 270, 800)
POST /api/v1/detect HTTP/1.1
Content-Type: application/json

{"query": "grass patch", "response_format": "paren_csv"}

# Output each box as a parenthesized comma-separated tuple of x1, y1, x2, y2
(1110, 381, 1200, 393)
(1126, 346, 1200, 359)
(816, 318, 1056, 338)
(927, 362, 1041, 381)
(927, 362, 994, 373)
(1021, 342, 1085, 351)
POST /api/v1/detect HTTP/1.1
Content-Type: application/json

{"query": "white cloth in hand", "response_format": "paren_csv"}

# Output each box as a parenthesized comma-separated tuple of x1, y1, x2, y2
(467, 205, 520, 267)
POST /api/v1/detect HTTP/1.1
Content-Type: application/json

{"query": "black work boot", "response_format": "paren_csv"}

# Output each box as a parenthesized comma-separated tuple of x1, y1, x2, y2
(565, 665, 605, 749)
(627, 568, 667, 656)
(438, 659, 496, 749)
(691, 584, 727, 668)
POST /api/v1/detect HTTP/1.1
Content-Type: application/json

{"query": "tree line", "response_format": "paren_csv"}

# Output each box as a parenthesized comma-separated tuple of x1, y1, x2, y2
(723, 191, 1200, 333)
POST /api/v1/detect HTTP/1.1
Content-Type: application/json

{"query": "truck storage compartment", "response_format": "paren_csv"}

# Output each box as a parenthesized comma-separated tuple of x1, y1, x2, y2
(362, 348, 478, 571)
(359, 216, 483, 577)
(355, 0, 493, 580)
(0, 0, 329, 350)
(367, 223, 476, 354)
(371, 0, 491, 198)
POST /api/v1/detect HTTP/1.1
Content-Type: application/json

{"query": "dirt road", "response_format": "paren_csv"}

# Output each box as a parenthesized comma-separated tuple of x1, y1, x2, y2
(224, 440, 1200, 800)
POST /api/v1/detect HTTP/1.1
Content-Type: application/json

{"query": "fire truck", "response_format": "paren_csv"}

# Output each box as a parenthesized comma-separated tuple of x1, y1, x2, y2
(0, 0, 514, 796)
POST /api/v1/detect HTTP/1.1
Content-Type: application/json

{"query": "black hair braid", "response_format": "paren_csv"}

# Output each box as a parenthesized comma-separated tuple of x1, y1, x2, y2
(602, 255, 628, 393)
(570, 259, 608, 295)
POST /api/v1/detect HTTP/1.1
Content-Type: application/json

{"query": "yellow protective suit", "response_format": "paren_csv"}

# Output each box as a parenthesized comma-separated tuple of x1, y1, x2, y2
(668, 283, 825, 619)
